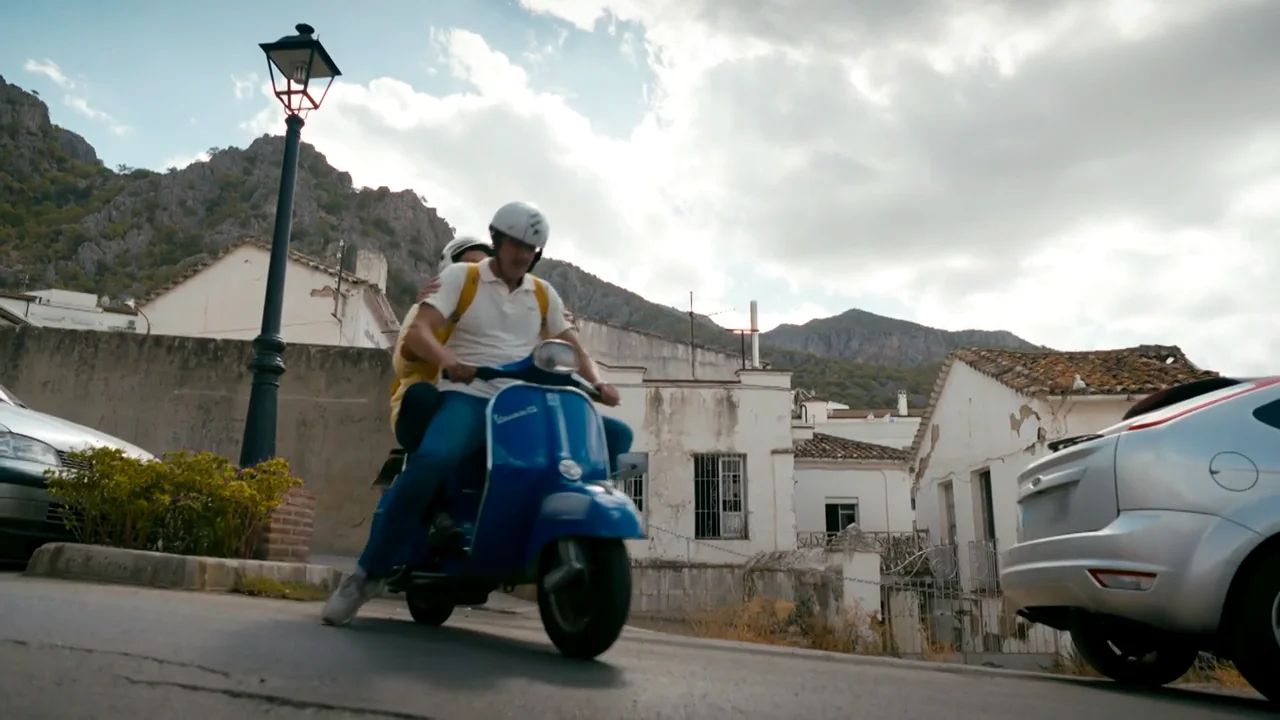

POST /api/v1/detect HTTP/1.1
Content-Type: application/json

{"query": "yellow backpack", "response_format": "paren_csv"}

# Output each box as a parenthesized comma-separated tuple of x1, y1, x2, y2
(391, 263, 551, 405)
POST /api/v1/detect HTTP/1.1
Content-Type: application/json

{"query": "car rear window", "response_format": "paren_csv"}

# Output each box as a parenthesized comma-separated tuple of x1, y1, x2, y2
(1122, 377, 1280, 432)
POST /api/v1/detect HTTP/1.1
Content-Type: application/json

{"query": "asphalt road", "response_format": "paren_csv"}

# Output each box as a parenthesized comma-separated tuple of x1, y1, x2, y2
(0, 574, 1271, 719)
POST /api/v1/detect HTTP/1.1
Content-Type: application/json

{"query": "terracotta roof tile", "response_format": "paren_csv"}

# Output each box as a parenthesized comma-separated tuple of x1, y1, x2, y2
(139, 237, 370, 306)
(906, 345, 1219, 483)
(794, 432, 909, 462)
(953, 345, 1216, 395)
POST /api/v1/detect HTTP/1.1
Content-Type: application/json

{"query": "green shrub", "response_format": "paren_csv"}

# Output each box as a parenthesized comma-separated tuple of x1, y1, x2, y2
(45, 447, 302, 559)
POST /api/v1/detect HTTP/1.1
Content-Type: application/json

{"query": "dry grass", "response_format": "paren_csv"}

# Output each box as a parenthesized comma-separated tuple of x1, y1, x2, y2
(642, 596, 887, 655)
(1049, 646, 1249, 688)
(231, 576, 329, 602)
(629, 595, 1252, 694)
(1182, 657, 1251, 689)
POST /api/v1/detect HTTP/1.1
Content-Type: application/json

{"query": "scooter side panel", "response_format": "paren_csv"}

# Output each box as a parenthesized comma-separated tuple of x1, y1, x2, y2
(464, 384, 609, 579)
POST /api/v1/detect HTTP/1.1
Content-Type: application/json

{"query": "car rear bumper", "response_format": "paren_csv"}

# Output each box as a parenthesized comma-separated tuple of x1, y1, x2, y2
(1000, 510, 1261, 636)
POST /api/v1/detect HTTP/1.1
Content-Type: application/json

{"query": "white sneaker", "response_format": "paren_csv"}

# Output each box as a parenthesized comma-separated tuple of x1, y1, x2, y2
(321, 568, 385, 626)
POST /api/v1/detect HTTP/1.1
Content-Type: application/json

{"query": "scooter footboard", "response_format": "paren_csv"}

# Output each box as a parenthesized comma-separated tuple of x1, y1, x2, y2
(523, 486, 644, 573)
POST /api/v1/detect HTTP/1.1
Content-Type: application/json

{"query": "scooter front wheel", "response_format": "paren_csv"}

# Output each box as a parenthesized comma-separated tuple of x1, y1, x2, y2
(537, 538, 632, 660)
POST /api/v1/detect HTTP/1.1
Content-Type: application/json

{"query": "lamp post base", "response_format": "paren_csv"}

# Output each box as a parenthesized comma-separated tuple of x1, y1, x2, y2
(240, 333, 288, 468)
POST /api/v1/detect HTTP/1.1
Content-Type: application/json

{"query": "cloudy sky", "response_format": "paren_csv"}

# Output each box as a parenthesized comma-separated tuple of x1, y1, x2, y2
(3, 0, 1278, 375)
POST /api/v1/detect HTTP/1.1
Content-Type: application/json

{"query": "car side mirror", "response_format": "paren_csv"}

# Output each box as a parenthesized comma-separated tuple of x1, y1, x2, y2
(614, 453, 647, 482)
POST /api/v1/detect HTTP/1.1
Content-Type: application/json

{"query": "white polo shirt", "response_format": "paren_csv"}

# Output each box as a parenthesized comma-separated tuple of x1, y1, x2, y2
(424, 259, 572, 399)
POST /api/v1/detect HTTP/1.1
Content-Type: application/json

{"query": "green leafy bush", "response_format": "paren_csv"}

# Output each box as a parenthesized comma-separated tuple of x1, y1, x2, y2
(44, 448, 302, 559)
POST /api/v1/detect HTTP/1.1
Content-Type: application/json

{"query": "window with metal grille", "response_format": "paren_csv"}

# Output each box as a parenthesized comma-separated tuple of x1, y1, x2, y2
(619, 451, 648, 534)
(693, 453, 747, 539)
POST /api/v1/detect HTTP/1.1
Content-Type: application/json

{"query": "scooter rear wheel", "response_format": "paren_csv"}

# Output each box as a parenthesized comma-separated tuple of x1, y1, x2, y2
(405, 587, 455, 626)
(537, 538, 631, 660)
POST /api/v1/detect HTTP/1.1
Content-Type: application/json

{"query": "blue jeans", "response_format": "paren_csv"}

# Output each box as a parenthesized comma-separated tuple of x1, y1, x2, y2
(358, 390, 635, 579)
(394, 382, 444, 453)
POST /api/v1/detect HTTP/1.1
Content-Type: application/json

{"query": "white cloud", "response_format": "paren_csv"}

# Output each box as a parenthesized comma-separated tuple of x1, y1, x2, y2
(232, 73, 259, 100)
(23, 59, 74, 89)
(523, 25, 571, 65)
(62, 95, 131, 136)
(162, 151, 211, 171)
(239, 1, 1280, 377)
(25, 58, 131, 135)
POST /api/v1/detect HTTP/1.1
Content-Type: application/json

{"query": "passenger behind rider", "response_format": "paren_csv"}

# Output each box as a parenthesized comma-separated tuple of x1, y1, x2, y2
(392, 236, 494, 455)
(322, 201, 635, 626)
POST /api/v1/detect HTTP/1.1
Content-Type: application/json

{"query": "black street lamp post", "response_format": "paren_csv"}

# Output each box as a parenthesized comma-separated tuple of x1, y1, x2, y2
(239, 23, 342, 468)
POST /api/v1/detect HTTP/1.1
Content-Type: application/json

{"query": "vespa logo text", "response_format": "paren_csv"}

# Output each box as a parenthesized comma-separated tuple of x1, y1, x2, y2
(495, 405, 538, 425)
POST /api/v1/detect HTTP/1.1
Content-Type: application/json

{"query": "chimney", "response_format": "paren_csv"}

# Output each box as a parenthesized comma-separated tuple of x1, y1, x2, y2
(353, 248, 389, 290)
(749, 300, 760, 369)
(897, 389, 909, 417)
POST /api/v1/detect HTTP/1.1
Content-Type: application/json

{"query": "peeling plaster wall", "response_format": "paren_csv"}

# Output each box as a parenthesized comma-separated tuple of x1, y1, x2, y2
(913, 362, 1137, 590)
(598, 368, 797, 563)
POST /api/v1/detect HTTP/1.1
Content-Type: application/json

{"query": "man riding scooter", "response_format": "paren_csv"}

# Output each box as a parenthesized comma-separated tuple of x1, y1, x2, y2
(323, 201, 635, 627)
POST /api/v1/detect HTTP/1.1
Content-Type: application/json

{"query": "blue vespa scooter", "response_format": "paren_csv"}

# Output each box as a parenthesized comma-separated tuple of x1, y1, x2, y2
(372, 339, 647, 660)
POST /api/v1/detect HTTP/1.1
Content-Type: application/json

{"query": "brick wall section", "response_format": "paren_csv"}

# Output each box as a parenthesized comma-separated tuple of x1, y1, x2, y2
(257, 488, 316, 563)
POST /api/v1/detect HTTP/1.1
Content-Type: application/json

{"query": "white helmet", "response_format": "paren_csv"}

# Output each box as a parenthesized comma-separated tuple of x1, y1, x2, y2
(488, 201, 549, 250)
(439, 235, 491, 270)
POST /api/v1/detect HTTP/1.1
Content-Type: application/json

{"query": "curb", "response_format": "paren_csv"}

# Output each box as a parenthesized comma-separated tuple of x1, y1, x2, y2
(23, 543, 542, 617)
(24, 542, 341, 592)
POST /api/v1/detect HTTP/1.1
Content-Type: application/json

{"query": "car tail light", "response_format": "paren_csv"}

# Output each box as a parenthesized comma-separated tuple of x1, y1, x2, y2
(1125, 377, 1280, 432)
(1088, 569, 1157, 592)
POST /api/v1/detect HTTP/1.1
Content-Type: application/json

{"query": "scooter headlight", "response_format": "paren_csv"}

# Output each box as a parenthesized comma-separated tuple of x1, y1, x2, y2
(557, 458, 583, 481)
(533, 340, 578, 374)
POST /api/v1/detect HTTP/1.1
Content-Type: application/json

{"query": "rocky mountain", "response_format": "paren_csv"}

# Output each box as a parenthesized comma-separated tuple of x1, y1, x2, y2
(763, 309, 1043, 366)
(0, 73, 1032, 407)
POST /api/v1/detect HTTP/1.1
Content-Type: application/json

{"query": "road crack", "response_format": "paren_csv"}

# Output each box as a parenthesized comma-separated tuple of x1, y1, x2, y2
(117, 676, 439, 719)
(0, 638, 232, 678)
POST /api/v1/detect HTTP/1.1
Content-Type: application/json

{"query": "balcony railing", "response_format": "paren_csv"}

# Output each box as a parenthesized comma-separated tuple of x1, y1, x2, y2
(796, 529, 933, 573)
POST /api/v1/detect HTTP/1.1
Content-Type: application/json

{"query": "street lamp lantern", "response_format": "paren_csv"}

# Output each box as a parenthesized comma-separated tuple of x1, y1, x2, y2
(239, 24, 341, 469)
(259, 23, 342, 116)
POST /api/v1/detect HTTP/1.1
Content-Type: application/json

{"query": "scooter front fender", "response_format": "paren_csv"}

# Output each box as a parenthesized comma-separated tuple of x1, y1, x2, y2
(524, 483, 644, 573)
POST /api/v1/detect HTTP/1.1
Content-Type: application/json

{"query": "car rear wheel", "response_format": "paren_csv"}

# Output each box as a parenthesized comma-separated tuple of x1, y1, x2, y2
(1069, 613, 1199, 687)
(1225, 551, 1280, 703)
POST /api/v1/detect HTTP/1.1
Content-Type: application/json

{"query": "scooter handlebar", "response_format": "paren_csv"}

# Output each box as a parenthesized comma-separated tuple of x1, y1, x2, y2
(456, 366, 603, 401)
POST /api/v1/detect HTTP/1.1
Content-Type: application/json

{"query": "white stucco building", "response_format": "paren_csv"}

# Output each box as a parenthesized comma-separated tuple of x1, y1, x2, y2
(794, 390, 923, 449)
(910, 345, 1216, 593)
(791, 427, 913, 544)
(0, 289, 140, 332)
(139, 239, 399, 349)
(596, 364, 798, 564)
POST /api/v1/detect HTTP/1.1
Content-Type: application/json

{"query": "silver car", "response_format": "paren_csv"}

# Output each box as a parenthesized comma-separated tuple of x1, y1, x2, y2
(0, 384, 154, 559)
(1000, 376, 1280, 702)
